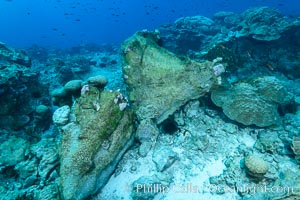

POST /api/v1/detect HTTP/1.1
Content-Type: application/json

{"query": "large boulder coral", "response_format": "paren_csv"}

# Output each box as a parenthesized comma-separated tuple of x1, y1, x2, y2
(211, 76, 294, 127)
(121, 30, 224, 124)
(51, 75, 109, 107)
(57, 85, 134, 200)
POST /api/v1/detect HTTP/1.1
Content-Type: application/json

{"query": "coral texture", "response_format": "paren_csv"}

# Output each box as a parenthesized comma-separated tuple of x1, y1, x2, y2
(121, 30, 223, 124)
(211, 76, 294, 127)
(244, 155, 269, 178)
(58, 86, 134, 200)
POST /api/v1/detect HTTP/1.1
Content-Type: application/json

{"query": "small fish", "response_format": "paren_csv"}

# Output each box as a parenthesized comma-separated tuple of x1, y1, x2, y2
(266, 63, 274, 71)
(246, 50, 252, 58)
(219, 44, 226, 49)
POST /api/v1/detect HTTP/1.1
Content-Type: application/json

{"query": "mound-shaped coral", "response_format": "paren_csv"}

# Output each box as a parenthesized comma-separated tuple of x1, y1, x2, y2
(211, 76, 293, 127)
(244, 155, 269, 179)
(212, 83, 279, 127)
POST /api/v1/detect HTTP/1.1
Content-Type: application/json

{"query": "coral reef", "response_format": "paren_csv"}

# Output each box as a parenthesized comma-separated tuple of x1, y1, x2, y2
(160, 16, 218, 54)
(159, 7, 300, 80)
(236, 7, 289, 41)
(0, 43, 50, 135)
(1, 6, 300, 200)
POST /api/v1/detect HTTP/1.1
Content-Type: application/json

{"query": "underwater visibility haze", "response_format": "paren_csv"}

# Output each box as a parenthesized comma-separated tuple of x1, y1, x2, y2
(1, 0, 300, 47)
(0, 0, 300, 200)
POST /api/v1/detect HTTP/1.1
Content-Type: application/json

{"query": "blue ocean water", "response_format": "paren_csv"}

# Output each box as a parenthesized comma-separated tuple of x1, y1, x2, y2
(0, 0, 299, 48)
